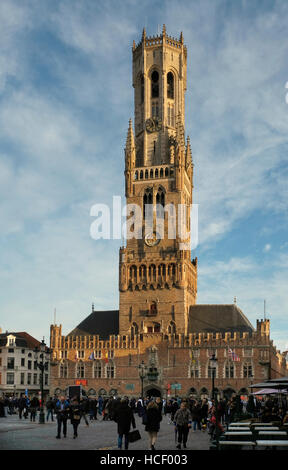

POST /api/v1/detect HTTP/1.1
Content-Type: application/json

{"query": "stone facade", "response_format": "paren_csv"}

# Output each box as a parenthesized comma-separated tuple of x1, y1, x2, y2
(49, 27, 288, 399)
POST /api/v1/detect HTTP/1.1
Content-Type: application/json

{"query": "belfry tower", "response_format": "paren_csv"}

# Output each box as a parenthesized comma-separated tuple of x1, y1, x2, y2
(119, 26, 197, 336)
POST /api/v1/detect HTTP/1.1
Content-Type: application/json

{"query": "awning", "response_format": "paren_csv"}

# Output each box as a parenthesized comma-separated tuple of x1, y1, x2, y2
(252, 388, 288, 395)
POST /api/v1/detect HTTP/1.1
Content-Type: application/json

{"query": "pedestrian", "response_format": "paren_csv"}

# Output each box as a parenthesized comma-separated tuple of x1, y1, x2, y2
(70, 397, 82, 438)
(174, 401, 192, 449)
(46, 397, 54, 422)
(191, 400, 202, 431)
(55, 396, 70, 439)
(114, 397, 136, 450)
(18, 394, 27, 420)
(143, 400, 162, 451)
(0, 397, 5, 417)
(80, 397, 89, 426)
(30, 396, 40, 422)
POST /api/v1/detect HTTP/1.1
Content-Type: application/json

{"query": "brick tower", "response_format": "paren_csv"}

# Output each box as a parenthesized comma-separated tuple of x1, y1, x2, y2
(119, 26, 197, 336)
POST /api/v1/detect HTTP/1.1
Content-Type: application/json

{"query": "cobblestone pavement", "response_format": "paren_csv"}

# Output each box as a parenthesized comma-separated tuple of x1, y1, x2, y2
(0, 413, 211, 450)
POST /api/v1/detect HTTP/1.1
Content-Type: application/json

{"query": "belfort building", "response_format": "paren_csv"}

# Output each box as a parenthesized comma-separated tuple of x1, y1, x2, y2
(50, 27, 287, 399)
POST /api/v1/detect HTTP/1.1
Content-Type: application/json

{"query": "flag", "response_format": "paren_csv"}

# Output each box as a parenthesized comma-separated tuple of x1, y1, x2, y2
(228, 346, 240, 362)
(88, 351, 95, 360)
(104, 350, 109, 363)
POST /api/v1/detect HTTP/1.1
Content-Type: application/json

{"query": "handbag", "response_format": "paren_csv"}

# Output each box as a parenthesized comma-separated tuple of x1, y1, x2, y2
(128, 429, 141, 443)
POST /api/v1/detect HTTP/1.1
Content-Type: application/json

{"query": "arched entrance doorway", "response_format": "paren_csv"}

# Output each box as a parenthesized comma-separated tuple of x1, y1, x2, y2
(145, 387, 162, 398)
(223, 388, 236, 400)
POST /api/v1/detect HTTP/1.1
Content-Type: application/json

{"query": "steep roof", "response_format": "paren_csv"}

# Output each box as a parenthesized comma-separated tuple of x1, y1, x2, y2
(67, 310, 119, 340)
(188, 304, 255, 334)
(0, 332, 42, 349)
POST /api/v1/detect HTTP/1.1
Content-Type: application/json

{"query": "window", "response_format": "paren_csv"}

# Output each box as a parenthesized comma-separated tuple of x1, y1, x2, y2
(77, 350, 85, 359)
(106, 361, 115, 378)
(151, 70, 159, 98)
(27, 373, 31, 385)
(7, 357, 15, 370)
(190, 362, 200, 378)
(244, 348, 253, 357)
(167, 104, 175, 126)
(21, 358, 25, 367)
(76, 361, 85, 378)
(7, 373, 14, 385)
(60, 362, 68, 378)
(94, 361, 102, 378)
(45, 374, 48, 386)
(28, 360, 32, 370)
(152, 101, 159, 117)
(225, 362, 235, 378)
(8, 348, 14, 353)
(167, 72, 174, 99)
(143, 188, 153, 220)
(243, 363, 253, 378)
(20, 373, 25, 385)
(34, 361, 38, 370)
(140, 75, 144, 103)
(21, 349, 25, 354)
(33, 374, 38, 385)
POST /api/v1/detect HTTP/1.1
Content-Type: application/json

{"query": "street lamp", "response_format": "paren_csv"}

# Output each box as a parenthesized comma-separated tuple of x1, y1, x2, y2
(138, 360, 147, 400)
(34, 338, 50, 424)
(209, 353, 219, 448)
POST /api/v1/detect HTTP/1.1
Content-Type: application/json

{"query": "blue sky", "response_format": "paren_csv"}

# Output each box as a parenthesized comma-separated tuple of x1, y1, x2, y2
(0, 0, 287, 352)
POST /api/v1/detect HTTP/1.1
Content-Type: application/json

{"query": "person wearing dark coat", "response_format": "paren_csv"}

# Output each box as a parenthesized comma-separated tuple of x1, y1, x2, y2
(114, 398, 136, 450)
(70, 398, 82, 438)
(144, 401, 162, 451)
(30, 396, 39, 422)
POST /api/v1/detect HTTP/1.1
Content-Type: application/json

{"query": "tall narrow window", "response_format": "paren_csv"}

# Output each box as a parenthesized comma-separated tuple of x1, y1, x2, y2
(151, 70, 159, 98)
(140, 75, 144, 104)
(143, 188, 153, 220)
(167, 72, 174, 99)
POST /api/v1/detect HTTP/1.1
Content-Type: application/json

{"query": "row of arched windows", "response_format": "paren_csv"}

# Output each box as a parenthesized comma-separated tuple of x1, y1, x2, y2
(134, 167, 174, 180)
(189, 361, 254, 379)
(59, 361, 115, 379)
(129, 263, 176, 282)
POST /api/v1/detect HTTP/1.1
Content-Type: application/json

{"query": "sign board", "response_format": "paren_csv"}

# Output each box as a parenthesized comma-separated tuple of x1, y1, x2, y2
(125, 384, 135, 391)
(75, 379, 87, 386)
(171, 383, 182, 390)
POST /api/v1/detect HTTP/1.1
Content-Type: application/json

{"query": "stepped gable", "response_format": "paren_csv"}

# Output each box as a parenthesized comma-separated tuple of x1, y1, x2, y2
(188, 304, 255, 334)
(67, 310, 119, 340)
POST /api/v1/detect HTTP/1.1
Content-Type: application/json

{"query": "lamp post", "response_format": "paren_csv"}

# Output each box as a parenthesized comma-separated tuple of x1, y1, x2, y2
(210, 354, 219, 448)
(138, 360, 147, 400)
(34, 339, 50, 424)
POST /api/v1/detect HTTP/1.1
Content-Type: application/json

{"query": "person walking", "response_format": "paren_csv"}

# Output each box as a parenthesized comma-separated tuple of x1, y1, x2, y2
(80, 397, 89, 426)
(143, 400, 162, 451)
(46, 397, 54, 422)
(55, 396, 70, 439)
(70, 397, 82, 438)
(30, 396, 40, 422)
(114, 398, 136, 450)
(174, 402, 192, 449)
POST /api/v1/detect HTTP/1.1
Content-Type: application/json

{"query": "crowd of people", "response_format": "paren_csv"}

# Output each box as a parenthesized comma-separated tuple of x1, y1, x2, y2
(1, 393, 288, 449)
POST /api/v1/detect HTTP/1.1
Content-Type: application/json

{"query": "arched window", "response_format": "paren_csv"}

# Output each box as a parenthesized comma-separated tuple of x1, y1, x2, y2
(156, 188, 165, 207)
(225, 361, 235, 378)
(165, 167, 169, 177)
(76, 361, 85, 379)
(106, 361, 115, 378)
(168, 321, 176, 335)
(155, 168, 159, 178)
(139, 265, 146, 280)
(149, 264, 156, 281)
(134, 171, 138, 180)
(130, 265, 137, 281)
(151, 70, 159, 98)
(190, 360, 200, 378)
(150, 169, 154, 178)
(94, 361, 102, 378)
(140, 170, 143, 179)
(243, 362, 253, 378)
(145, 169, 148, 179)
(143, 188, 153, 220)
(59, 361, 68, 378)
(131, 322, 138, 339)
(160, 168, 163, 178)
(167, 72, 174, 99)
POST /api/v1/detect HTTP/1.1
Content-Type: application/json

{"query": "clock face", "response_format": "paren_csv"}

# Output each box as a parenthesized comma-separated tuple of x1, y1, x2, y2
(145, 232, 161, 247)
(145, 118, 154, 133)
(145, 117, 162, 133)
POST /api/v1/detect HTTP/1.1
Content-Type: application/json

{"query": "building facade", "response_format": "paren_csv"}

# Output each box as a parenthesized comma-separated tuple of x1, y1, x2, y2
(0, 331, 50, 398)
(49, 27, 288, 400)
